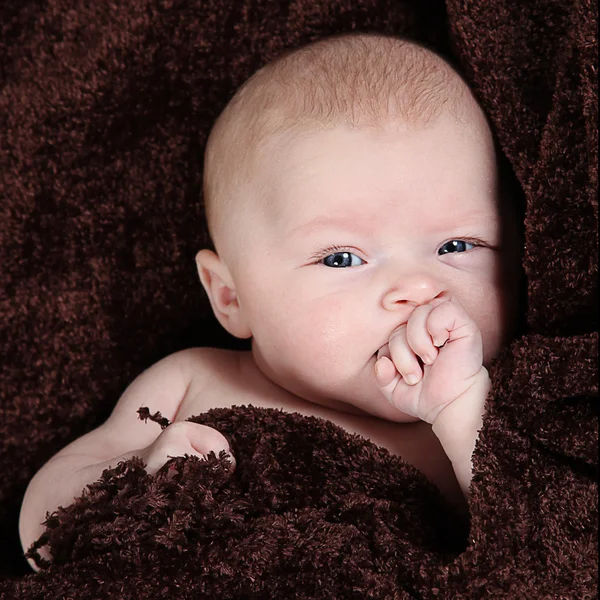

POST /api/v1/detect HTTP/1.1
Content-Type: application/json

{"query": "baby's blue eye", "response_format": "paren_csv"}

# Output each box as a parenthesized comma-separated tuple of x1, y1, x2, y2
(438, 240, 475, 255)
(322, 252, 364, 268)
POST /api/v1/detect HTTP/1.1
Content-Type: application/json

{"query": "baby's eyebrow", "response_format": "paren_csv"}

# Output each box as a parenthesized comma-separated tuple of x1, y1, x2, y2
(286, 213, 500, 239)
(286, 215, 370, 238)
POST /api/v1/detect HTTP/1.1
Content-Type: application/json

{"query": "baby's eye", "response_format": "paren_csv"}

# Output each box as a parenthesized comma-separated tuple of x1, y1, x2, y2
(321, 251, 365, 268)
(438, 240, 476, 255)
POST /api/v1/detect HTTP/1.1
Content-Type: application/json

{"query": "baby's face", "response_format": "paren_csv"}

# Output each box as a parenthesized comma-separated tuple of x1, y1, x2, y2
(222, 111, 520, 421)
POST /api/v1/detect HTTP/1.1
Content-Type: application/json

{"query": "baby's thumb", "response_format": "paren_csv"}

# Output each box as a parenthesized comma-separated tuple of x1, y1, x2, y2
(185, 422, 236, 468)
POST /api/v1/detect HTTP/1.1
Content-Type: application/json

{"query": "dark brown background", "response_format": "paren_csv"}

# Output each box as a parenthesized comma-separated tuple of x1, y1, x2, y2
(0, 0, 597, 593)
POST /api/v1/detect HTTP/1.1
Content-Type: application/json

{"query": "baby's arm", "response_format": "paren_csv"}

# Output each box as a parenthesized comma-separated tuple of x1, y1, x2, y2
(430, 369, 490, 495)
(375, 296, 489, 497)
(19, 348, 231, 570)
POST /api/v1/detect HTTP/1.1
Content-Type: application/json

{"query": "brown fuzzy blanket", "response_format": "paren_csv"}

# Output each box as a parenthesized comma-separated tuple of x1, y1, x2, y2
(0, 0, 597, 598)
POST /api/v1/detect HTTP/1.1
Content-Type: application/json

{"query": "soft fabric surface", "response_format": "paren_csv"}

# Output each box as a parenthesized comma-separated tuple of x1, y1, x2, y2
(0, 0, 597, 598)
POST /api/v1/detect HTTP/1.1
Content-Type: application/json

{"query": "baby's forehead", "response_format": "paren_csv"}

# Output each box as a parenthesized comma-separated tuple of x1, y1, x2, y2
(204, 34, 484, 244)
(267, 122, 507, 232)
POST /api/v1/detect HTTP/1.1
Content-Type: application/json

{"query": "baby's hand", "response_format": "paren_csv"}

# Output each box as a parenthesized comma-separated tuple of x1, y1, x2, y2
(375, 296, 485, 424)
(140, 421, 235, 475)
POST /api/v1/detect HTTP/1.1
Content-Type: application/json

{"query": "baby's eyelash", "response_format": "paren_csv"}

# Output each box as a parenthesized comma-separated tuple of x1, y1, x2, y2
(308, 237, 494, 265)
(443, 237, 490, 248)
(309, 245, 357, 263)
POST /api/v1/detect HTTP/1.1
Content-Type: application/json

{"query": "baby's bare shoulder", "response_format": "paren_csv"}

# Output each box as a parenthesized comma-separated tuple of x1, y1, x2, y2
(174, 346, 242, 379)
(104, 347, 240, 427)
(169, 347, 245, 415)
(171, 347, 243, 400)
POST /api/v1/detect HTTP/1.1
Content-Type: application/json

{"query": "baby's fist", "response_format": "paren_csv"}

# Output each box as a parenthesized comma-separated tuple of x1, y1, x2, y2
(375, 296, 484, 423)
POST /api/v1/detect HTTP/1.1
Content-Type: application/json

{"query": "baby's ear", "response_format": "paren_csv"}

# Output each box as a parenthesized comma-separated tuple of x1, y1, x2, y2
(195, 249, 252, 339)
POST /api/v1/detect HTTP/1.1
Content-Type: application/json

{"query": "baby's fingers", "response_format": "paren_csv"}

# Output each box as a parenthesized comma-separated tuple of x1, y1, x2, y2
(184, 421, 232, 458)
(145, 421, 235, 475)
(406, 303, 439, 365)
(427, 299, 479, 347)
(388, 325, 423, 385)
(374, 353, 420, 419)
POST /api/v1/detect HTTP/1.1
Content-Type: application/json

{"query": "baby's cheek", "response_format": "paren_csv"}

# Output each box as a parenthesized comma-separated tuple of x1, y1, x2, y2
(305, 311, 367, 377)
(481, 320, 507, 365)
(262, 301, 334, 360)
(255, 283, 370, 381)
(469, 292, 507, 365)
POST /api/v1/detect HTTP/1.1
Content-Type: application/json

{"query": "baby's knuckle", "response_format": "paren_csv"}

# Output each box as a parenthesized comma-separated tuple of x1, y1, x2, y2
(389, 324, 407, 341)
(432, 302, 460, 324)
(207, 429, 229, 448)
(190, 422, 227, 444)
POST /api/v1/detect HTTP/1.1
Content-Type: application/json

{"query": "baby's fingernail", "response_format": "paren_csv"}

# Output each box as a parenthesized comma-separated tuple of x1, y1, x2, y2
(375, 356, 395, 387)
(405, 374, 419, 385)
(422, 354, 434, 365)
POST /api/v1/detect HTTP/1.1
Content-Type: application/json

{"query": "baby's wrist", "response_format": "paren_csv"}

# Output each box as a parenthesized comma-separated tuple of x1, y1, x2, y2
(431, 367, 490, 438)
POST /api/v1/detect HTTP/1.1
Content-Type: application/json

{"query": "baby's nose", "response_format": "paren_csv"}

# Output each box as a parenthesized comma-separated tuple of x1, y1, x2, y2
(382, 273, 447, 311)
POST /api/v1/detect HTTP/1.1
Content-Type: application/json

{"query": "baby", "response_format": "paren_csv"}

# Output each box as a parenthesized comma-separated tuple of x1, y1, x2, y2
(20, 33, 521, 568)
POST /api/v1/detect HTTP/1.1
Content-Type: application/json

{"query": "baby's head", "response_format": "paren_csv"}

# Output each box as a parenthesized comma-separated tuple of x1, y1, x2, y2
(197, 33, 522, 420)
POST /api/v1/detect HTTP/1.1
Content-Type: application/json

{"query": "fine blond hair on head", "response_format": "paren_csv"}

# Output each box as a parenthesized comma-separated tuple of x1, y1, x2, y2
(204, 32, 476, 248)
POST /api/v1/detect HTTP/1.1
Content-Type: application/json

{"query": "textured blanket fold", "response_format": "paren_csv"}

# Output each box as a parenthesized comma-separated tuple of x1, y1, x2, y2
(23, 406, 468, 598)
(12, 337, 598, 599)
(0, 0, 597, 597)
